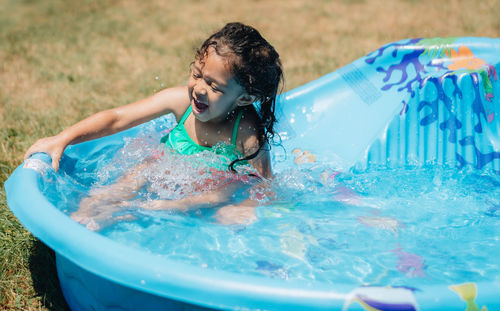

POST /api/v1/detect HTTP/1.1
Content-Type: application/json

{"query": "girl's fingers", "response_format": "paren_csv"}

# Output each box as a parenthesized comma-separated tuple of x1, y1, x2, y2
(24, 147, 38, 160)
(51, 153, 60, 171)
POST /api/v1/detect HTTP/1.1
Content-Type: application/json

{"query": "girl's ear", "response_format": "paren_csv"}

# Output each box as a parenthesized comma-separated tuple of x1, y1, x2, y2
(236, 94, 256, 107)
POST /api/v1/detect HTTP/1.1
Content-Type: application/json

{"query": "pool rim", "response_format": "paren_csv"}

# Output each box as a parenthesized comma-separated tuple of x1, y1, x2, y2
(6, 152, 500, 310)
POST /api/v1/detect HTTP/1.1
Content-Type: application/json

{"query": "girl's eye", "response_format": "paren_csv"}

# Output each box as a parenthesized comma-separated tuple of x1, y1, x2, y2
(211, 86, 222, 93)
(192, 72, 201, 79)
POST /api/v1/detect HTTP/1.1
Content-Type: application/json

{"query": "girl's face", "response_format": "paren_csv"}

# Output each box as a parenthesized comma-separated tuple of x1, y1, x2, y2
(188, 48, 246, 123)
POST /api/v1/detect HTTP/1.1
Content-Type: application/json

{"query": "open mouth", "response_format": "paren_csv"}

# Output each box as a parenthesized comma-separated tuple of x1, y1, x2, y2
(193, 98, 209, 113)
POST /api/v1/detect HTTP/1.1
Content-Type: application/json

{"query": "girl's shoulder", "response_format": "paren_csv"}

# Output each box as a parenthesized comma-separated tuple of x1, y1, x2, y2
(236, 107, 264, 157)
(236, 107, 272, 178)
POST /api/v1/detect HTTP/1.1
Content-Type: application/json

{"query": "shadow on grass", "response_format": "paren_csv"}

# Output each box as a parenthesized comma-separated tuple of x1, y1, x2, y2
(29, 240, 70, 311)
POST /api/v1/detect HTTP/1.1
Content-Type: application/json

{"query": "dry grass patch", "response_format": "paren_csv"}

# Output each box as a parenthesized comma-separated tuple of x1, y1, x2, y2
(1, 0, 499, 309)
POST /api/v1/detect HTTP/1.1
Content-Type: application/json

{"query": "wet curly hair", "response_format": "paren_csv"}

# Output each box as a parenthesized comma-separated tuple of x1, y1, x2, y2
(195, 22, 283, 172)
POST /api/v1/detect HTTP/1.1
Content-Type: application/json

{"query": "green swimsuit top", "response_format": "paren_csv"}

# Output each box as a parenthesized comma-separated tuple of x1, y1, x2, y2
(160, 106, 245, 167)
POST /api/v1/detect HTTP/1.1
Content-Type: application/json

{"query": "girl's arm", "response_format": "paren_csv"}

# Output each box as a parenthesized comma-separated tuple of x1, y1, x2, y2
(207, 115, 274, 225)
(194, 147, 273, 225)
(141, 179, 267, 226)
(247, 145, 272, 178)
(236, 111, 273, 179)
(140, 181, 247, 212)
(24, 86, 190, 170)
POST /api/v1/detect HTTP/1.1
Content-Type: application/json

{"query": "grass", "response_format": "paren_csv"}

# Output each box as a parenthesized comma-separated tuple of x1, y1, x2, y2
(1, 0, 499, 309)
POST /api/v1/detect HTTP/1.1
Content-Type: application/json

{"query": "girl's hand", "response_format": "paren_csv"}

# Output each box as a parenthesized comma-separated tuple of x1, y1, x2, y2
(215, 200, 257, 225)
(24, 136, 67, 171)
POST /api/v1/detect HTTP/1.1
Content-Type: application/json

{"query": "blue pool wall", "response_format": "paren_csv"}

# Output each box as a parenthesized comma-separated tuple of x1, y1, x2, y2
(275, 37, 499, 172)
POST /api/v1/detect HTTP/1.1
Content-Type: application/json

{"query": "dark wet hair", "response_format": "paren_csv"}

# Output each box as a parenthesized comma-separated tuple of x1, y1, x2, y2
(196, 22, 283, 173)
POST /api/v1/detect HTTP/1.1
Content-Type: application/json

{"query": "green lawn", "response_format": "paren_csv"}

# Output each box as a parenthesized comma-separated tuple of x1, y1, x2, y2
(1, 0, 499, 309)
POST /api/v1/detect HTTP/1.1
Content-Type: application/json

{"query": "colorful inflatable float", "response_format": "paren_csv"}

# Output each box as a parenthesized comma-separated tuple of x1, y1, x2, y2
(5, 37, 500, 310)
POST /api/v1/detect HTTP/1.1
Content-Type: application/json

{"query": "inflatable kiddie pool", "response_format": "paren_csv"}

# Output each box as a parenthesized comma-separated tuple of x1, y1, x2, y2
(5, 37, 500, 310)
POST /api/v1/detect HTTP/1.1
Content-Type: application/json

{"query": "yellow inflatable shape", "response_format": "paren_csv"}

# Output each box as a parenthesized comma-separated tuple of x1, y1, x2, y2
(292, 148, 316, 165)
(449, 282, 488, 311)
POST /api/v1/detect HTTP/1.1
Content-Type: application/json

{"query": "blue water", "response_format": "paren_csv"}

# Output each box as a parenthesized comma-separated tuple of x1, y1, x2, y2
(41, 122, 500, 289)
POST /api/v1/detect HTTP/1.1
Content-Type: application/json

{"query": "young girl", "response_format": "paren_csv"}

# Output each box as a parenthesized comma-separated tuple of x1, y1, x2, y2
(24, 22, 283, 228)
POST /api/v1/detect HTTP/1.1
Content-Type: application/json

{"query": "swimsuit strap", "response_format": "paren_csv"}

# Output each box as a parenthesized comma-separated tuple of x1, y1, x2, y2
(231, 109, 244, 146)
(180, 105, 242, 147)
(179, 105, 192, 125)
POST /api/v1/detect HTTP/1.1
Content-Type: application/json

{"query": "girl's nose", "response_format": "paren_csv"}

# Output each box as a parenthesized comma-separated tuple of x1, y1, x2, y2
(194, 82, 208, 97)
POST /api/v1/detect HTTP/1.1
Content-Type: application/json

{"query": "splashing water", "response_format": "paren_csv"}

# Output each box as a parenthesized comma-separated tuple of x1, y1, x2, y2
(40, 121, 500, 288)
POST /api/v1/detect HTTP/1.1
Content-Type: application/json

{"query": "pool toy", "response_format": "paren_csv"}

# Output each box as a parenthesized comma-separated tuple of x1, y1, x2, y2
(343, 286, 419, 311)
(449, 283, 487, 311)
(5, 37, 500, 310)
